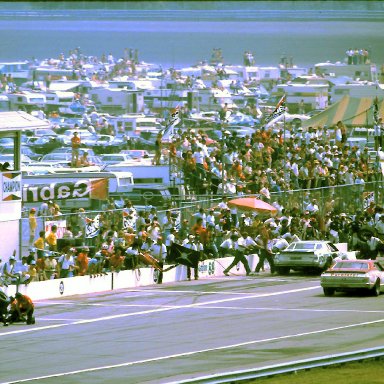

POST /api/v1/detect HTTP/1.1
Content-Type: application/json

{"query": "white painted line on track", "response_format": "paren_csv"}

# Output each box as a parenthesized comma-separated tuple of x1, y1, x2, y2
(0, 286, 321, 337)
(2, 317, 384, 384)
(200, 306, 384, 313)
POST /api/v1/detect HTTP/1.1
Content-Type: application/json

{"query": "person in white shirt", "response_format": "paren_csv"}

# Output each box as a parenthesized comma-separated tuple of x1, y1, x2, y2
(217, 196, 229, 211)
(182, 235, 199, 280)
(365, 234, 384, 260)
(238, 231, 258, 255)
(206, 209, 216, 227)
(165, 227, 177, 259)
(270, 236, 290, 253)
(58, 249, 76, 278)
(221, 233, 251, 276)
(149, 237, 167, 284)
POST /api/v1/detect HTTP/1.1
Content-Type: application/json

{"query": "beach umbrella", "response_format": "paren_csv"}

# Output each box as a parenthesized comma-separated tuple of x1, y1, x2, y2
(228, 197, 277, 214)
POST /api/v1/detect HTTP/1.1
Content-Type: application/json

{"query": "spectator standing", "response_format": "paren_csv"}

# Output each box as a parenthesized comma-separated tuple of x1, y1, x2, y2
(150, 237, 167, 284)
(76, 246, 90, 276)
(58, 248, 76, 278)
(45, 225, 58, 253)
(36, 252, 47, 281)
(29, 208, 37, 246)
(45, 253, 57, 280)
(33, 230, 46, 259)
(71, 132, 81, 167)
(374, 117, 383, 150)
(153, 132, 163, 165)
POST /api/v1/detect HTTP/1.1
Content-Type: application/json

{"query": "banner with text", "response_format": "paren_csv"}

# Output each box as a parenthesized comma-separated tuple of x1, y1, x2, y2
(23, 178, 108, 203)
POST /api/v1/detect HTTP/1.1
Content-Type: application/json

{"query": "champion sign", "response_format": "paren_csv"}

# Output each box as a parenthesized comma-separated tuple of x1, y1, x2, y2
(1, 172, 22, 201)
(23, 179, 108, 203)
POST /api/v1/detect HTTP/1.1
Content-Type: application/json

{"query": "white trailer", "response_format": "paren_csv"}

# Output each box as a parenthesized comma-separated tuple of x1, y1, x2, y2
(89, 87, 144, 114)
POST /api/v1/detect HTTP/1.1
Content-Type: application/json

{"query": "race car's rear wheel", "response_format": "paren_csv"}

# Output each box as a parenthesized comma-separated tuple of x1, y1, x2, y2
(323, 287, 335, 297)
(371, 280, 381, 297)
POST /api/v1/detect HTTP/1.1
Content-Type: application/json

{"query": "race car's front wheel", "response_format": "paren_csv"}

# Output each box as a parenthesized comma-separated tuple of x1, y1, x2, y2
(276, 267, 290, 275)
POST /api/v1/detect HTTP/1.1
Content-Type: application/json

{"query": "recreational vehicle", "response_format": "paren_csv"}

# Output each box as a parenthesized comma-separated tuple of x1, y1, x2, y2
(7, 91, 46, 112)
(89, 87, 144, 114)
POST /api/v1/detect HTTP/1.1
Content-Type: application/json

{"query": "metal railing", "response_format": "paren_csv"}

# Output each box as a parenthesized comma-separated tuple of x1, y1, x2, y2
(170, 346, 384, 384)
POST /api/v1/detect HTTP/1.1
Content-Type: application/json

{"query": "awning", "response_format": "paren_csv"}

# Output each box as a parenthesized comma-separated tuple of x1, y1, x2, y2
(303, 95, 384, 128)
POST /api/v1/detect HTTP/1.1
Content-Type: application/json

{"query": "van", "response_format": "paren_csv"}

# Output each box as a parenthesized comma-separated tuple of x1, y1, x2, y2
(111, 184, 173, 209)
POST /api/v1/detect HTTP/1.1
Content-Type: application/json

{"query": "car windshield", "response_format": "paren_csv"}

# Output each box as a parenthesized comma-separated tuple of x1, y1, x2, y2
(333, 261, 369, 270)
(286, 242, 320, 250)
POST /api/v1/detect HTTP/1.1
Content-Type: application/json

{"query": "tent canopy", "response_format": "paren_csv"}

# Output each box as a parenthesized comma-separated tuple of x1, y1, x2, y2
(303, 95, 384, 129)
(228, 197, 277, 214)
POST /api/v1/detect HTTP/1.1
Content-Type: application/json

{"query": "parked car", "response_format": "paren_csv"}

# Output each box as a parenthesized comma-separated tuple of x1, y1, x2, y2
(40, 151, 103, 166)
(21, 146, 41, 161)
(274, 240, 351, 275)
(100, 153, 134, 165)
(91, 135, 126, 154)
(57, 129, 95, 146)
(121, 149, 152, 160)
(28, 135, 62, 155)
(0, 153, 33, 167)
(0, 137, 15, 150)
(320, 259, 384, 297)
(26, 128, 58, 137)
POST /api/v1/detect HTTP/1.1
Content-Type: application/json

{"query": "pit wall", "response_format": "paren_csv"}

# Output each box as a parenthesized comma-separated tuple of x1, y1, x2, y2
(4, 244, 353, 301)
(4, 255, 260, 301)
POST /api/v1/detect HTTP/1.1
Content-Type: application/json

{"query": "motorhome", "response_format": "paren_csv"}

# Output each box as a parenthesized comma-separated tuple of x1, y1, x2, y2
(0, 95, 10, 111)
(88, 87, 144, 114)
(315, 62, 378, 82)
(274, 77, 329, 112)
(197, 88, 236, 111)
(44, 91, 75, 113)
(108, 114, 163, 136)
(6, 91, 46, 112)
(0, 61, 31, 85)
(143, 88, 199, 112)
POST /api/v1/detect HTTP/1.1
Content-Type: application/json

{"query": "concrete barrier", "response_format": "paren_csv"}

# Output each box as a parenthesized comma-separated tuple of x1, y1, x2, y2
(4, 254, 260, 301)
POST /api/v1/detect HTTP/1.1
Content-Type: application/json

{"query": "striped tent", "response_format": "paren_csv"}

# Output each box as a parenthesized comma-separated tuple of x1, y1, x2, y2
(303, 95, 384, 129)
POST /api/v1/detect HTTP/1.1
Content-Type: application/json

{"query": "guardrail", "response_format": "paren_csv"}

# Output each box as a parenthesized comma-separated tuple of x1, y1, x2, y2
(171, 346, 384, 383)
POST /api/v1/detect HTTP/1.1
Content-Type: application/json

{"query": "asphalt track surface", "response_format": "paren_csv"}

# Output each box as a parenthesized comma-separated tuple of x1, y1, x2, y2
(1, 273, 384, 384)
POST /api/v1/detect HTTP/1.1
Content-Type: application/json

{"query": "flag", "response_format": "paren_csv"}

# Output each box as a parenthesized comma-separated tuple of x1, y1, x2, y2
(138, 252, 163, 271)
(85, 214, 100, 238)
(166, 243, 201, 268)
(265, 95, 286, 123)
(122, 209, 136, 230)
(373, 96, 379, 126)
(161, 106, 181, 142)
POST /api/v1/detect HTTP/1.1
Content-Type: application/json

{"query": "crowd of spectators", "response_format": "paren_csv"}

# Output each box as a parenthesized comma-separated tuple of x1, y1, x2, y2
(3, 181, 383, 287)
(1, 48, 384, 285)
(166, 118, 382, 199)
(2, 106, 383, 285)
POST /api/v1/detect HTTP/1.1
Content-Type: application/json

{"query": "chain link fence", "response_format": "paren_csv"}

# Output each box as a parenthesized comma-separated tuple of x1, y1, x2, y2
(21, 180, 383, 255)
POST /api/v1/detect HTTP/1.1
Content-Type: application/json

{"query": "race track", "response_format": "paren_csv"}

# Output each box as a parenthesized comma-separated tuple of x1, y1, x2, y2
(1, 273, 384, 384)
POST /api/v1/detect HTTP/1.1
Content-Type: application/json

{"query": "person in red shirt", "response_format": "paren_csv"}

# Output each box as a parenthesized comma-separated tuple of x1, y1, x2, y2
(71, 132, 81, 167)
(191, 217, 208, 245)
(109, 247, 125, 272)
(76, 246, 90, 276)
(8, 292, 35, 325)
